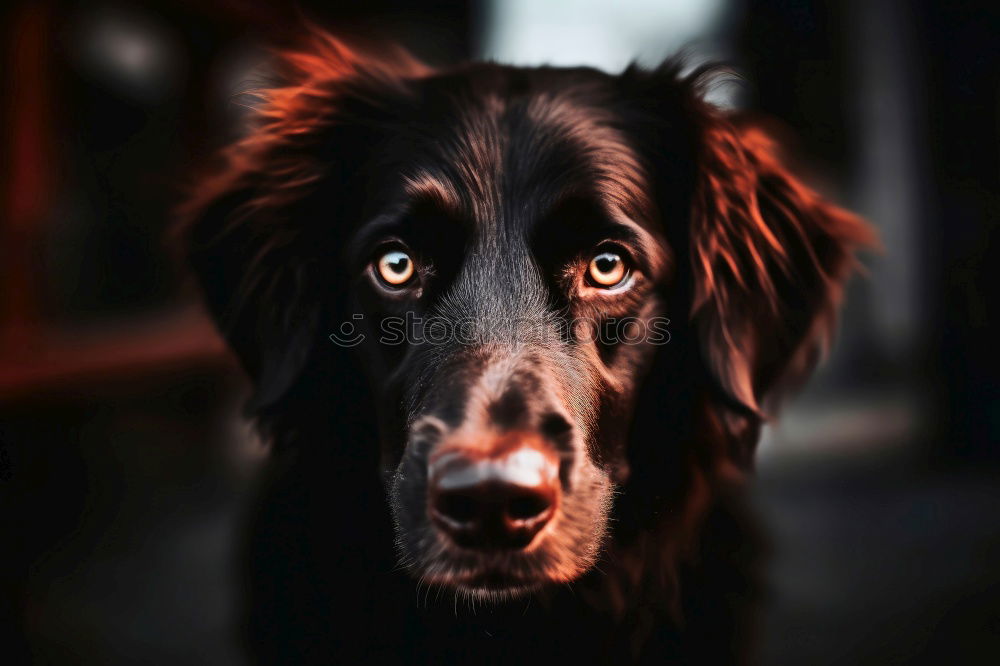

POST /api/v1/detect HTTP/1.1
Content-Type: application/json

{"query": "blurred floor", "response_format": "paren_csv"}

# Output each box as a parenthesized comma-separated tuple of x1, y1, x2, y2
(756, 457, 1000, 665)
(25, 475, 245, 665)
(3, 369, 261, 665)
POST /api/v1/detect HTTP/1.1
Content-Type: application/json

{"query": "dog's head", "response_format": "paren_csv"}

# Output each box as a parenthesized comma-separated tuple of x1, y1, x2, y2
(180, 33, 873, 599)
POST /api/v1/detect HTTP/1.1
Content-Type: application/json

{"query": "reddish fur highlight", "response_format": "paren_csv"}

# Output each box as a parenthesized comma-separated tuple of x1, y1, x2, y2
(690, 107, 877, 417)
(179, 29, 428, 239)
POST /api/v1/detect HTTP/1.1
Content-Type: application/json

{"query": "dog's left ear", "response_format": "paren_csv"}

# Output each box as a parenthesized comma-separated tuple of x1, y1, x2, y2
(688, 112, 876, 422)
(176, 30, 427, 413)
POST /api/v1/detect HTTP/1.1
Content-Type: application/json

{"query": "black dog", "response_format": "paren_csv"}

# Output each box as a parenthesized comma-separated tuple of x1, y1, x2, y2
(180, 31, 873, 665)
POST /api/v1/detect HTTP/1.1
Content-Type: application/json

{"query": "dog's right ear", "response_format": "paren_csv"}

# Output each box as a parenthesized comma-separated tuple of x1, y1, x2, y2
(176, 30, 427, 410)
(620, 62, 875, 467)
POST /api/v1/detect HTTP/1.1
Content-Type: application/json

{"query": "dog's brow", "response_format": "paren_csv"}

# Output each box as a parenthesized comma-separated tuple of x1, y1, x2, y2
(345, 187, 466, 267)
(609, 209, 671, 280)
(403, 173, 462, 216)
(524, 94, 655, 225)
(344, 210, 407, 263)
(544, 190, 649, 245)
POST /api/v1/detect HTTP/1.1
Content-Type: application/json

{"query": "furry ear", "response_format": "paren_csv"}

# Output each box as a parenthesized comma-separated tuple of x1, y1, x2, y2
(690, 113, 876, 420)
(176, 30, 426, 410)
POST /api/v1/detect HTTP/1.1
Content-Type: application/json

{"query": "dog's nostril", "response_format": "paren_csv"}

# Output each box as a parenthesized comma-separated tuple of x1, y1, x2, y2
(539, 413, 573, 443)
(507, 493, 550, 521)
(438, 492, 477, 524)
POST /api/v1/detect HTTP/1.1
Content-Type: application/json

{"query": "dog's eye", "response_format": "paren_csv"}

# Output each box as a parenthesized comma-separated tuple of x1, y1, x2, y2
(587, 250, 628, 288)
(376, 250, 415, 286)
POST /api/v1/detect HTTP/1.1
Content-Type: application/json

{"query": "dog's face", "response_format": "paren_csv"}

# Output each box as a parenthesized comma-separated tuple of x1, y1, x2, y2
(349, 76, 674, 596)
(181, 35, 872, 600)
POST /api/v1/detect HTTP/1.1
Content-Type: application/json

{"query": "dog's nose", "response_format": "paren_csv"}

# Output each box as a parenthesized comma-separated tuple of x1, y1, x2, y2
(429, 443, 559, 549)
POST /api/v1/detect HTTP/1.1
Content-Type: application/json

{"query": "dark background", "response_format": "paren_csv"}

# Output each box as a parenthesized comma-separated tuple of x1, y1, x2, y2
(1, 1, 997, 663)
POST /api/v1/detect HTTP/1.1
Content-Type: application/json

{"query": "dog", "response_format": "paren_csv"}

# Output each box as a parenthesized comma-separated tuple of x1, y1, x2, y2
(179, 30, 874, 665)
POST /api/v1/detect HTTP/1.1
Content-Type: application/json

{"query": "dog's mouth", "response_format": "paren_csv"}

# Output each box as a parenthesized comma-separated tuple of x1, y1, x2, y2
(437, 561, 544, 596)
(455, 575, 540, 600)
(415, 548, 566, 600)
(400, 524, 608, 603)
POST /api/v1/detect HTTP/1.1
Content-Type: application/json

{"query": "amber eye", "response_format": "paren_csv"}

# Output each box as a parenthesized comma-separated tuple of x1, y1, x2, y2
(375, 249, 415, 286)
(587, 250, 628, 287)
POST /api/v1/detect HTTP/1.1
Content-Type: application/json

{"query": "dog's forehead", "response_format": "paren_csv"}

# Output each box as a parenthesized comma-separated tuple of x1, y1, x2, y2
(400, 70, 657, 237)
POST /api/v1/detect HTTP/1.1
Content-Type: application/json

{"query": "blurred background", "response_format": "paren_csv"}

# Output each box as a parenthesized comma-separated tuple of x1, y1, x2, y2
(1, 1, 997, 663)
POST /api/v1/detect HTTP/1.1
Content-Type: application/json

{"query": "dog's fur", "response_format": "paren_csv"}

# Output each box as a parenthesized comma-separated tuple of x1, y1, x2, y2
(179, 31, 874, 665)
